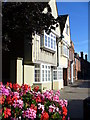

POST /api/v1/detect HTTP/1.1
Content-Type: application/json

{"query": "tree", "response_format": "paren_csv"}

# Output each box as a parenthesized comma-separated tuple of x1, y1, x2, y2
(2, 2, 58, 52)
(2, 2, 59, 84)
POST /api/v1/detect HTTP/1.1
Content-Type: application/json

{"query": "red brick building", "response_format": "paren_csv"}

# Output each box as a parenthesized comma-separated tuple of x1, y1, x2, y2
(74, 53, 81, 80)
(68, 40, 74, 84)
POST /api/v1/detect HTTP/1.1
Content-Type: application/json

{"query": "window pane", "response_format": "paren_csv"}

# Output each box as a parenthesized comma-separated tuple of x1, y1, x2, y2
(45, 70, 47, 81)
(45, 35, 47, 46)
(42, 65, 44, 68)
(48, 71, 50, 81)
(35, 68, 40, 82)
(48, 37, 50, 47)
(54, 40, 56, 50)
(53, 71, 57, 80)
(51, 39, 53, 49)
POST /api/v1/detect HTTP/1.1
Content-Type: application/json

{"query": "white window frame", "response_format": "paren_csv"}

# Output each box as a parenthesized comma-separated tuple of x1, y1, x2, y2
(62, 45, 69, 58)
(34, 64, 40, 82)
(66, 24, 69, 35)
(53, 67, 63, 81)
(44, 31, 56, 51)
(41, 64, 51, 82)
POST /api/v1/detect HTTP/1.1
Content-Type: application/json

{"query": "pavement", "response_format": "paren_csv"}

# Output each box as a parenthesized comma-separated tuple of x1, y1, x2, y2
(60, 79, 90, 120)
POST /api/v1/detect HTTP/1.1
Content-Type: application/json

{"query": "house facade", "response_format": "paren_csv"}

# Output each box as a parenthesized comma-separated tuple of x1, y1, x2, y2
(58, 15, 71, 86)
(15, 0, 64, 92)
(3, 0, 72, 92)
(74, 53, 81, 80)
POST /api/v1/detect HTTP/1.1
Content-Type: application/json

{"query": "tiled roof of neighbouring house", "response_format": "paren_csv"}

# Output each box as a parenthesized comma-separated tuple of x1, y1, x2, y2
(58, 14, 68, 35)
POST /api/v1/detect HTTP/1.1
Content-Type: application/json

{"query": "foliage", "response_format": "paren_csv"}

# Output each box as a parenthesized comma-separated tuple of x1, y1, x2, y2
(0, 82, 69, 120)
(2, 2, 58, 51)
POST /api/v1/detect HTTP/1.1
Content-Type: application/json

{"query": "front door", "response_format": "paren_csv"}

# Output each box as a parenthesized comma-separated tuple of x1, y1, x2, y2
(63, 68, 67, 86)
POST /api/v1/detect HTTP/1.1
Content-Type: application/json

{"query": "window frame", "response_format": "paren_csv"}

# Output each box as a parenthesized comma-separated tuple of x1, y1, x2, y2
(34, 64, 40, 82)
(53, 67, 63, 81)
(41, 64, 51, 82)
(43, 31, 56, 51)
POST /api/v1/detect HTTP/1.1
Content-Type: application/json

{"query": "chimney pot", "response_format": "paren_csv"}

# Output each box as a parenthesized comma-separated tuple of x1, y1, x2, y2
(85, 54, 87, 61)
(81, 52, 83, 59)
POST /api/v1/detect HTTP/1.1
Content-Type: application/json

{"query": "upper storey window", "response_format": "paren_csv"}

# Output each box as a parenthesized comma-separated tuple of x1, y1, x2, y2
(66, 24, 69, 35)
(40, 31, 56, 52)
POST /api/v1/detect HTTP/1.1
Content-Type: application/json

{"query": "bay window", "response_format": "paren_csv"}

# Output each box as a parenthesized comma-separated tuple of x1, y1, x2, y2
(40, 31, 56, 52)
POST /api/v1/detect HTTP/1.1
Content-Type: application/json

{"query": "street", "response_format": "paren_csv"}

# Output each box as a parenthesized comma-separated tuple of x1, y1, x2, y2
(60, 80, 90, 120)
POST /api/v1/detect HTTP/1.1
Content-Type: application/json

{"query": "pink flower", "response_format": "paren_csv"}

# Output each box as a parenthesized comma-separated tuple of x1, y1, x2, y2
(64, 99, 68, 107)
(17, 99, 23, 109)
(2, 87, 9, 96)
(53, 95, 59, 102)
(59, 99, 64, 107)
(43, 90, 53, 101)
(55, 90, 60, 96)
(38, 103, 44, 113)
(13, 100, 17, 108)
(13, 92, 19, 98)
(13, 99, 23, 109)
(25, 108, 36, 120)
(49, 105, 55, 113)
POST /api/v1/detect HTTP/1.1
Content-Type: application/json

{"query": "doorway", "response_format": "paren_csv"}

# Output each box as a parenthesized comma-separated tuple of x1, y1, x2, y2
(63, 68, 67, 86)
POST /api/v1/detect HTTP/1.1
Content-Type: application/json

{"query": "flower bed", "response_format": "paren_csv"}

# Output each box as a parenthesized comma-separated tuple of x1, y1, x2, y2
(0, 82, 69, 120)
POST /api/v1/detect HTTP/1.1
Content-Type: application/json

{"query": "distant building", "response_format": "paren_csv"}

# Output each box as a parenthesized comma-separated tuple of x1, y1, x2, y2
(79, 52, 90, 80)
(74, 53, 81, 80)
(68, 40, 74, 84)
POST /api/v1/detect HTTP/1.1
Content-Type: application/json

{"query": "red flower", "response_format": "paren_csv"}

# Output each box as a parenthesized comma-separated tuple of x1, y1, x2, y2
(62, 106, 67, 116)
(4, 108, 11, 118)
(40, 112, 49, 120)
(6, 95, 12, 104)
(28, 85, 31, 91)
(24, 84, 28, 90)
(6, 82, 12, 88)
(13, 83, 20, 91)
(0, 82, 2, 85)
(0, 95, 5, 104)
(34, 86, 39, 92)
(12, 96, 18, 104)
(31, 104, 37, 112)
(9, 83, 12, 88)
(6, 82, 9, 86)
(36, 96, 41, 103)
(62, 115, 66, 120)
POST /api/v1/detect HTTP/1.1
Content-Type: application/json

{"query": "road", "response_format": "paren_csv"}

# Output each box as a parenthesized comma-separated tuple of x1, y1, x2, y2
(60, 80, 90, 120)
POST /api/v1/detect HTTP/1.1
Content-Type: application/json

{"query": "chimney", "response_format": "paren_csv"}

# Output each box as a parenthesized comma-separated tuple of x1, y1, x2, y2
(81, 52, 83, 59)
(85, 54, 87, 61)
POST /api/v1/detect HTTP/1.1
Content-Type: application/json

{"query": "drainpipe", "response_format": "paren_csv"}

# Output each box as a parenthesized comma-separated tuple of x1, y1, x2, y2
(51, 66, 53, 90)
(71, 60, 74, 83)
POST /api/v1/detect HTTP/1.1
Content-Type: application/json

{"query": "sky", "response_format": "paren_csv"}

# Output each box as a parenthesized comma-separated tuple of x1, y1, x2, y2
(56, 2, 88, 59)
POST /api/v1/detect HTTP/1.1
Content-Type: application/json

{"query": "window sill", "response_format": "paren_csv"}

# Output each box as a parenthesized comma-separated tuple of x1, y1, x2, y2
(33, 81, 51, 84)
(61, 54, 69, 58)
(40, 46, 56, 54)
